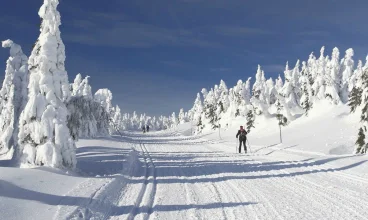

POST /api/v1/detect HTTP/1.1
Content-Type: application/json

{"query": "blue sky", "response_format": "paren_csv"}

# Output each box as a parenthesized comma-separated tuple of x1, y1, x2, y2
(1, 0, 368, 116)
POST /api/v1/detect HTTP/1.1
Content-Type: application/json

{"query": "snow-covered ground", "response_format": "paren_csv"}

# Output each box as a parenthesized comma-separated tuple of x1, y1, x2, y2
(1, 104, 368, 220)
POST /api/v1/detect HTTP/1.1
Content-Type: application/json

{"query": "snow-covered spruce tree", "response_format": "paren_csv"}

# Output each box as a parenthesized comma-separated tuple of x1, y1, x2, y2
(189, 93, 203, 124)
(307, 52, 317, 96)
(71, 73, 82, 96)
(178, 108, 186, 124)
(300, 82, 312, 116)
(299, 61, 313, 115)
(355, 68, 368, 154)
(340, 48, 355, 103)
(0, 40, 28, 157)
(111, 105, 122, 133)
(324, 47, 341, 104)
(310, 47, 329, 101)
(66, 74, 110, 139)
(203, 90, 220, 129)
(246, 108, 255, 133)
(275, 74, 284, 94)
(265, 78, 277, 106)
(94, 88, 115, 134)
(218, 80, 230, 114)
(18, 0, 76, 168)
(355, 128, 365, 154)
(348, 87, 363, 113)
(251, 65, 268, 115)
(243, 77, 252, 105)
(275, 98, 288, 143)
(281, 61, 303, 117)
(347, 60, 364, 113)
(171, 112, 178, 127)
(232, 80, 244, 117)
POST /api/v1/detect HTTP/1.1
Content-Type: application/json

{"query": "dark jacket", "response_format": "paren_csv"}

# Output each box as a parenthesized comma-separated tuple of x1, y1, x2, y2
(236, 129, 247, 140)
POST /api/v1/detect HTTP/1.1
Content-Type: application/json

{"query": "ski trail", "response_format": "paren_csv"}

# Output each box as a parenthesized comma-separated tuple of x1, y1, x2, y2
(127, 143, 157, 220)
(245, 157, 368, 219)
(53, 132, 368, 220)
(54, 143, 139, 220)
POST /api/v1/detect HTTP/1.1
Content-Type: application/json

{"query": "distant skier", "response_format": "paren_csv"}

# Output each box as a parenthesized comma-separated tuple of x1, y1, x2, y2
(142, 126, 146, 133)
(236, 126, 248, 153)
(146, 125, 150, 132)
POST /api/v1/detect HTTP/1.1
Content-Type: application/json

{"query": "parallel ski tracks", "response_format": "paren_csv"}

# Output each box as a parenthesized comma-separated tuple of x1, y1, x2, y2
(127, 143, 157, 220)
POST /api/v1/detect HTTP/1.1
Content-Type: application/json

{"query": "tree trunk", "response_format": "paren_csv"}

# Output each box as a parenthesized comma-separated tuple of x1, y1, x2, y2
(279, 125, 282, 143)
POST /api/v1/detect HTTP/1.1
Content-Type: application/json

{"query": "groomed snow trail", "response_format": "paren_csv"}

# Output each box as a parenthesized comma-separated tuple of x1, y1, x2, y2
(53, 131, 368, 220)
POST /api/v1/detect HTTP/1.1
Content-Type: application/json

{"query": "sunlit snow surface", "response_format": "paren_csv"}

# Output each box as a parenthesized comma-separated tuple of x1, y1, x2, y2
(0, 102, 368, 220)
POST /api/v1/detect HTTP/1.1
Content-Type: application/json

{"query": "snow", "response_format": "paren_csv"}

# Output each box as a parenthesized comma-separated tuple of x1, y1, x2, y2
(1, 103, 368, 219)
(0, 39, 28, 160)
(0, 0, 367, 218)
(17, 0, 76, 168)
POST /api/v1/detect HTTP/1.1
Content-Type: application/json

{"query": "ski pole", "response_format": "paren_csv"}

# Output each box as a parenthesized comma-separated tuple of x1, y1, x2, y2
(236, 139, 238, 153)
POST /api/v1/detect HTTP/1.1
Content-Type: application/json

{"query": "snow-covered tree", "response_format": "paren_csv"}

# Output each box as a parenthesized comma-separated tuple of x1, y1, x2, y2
(251, 65, 268, 115)
(243, 77, 252, 104)
(203, 90, 220, 129)
(171, 112, 178, 127)
(340, 48, 355, 103)
(275, 74, 283, 94)
(178, 108, 186, 124)
(71, 74, 93, 100)
(246, 109, 255, 133)
(275, 98, 288, 143)
(18, 0, 75, 168)
(348, 62, 364, 113)
(111, 105, 122, 133)
(265, 78, 277, 105)
(189, 93, 203, 124)
(71, 73, 82, 95)
(94, 88, 115, 134)
(323, 48, 341, 104)
(355, 68, 368, 154)
(0, 40, 28, 157)
(281, 61, 303, 117)
(94, 89, 113, 114)
(67, 96, 106, 140)
(299, 61, 313, 115)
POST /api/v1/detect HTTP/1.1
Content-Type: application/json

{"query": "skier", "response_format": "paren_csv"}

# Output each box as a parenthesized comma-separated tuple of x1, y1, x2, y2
(146, 125, 150, 132)
(236, 126, 248, 153)
(142, 126, 146, 133)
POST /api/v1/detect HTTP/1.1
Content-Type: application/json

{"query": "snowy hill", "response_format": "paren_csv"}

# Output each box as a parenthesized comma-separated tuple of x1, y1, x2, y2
(1, 105, 367, 219)
(0, 0, 368, 219)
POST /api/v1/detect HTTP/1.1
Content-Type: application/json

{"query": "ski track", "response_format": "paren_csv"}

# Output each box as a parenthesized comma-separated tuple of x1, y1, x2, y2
(127, 143, 157, 220)
(52, 132, 368, 220)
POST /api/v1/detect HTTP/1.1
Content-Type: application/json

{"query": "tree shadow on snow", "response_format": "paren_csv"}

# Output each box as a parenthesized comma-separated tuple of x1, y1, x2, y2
(140, 151, 367, 184)
(0, 180, 256, 218)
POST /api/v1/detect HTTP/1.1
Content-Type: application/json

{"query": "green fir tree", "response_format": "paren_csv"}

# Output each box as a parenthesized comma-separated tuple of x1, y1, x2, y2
(246, 109, 255, 133)
(348, 87, 363, 113)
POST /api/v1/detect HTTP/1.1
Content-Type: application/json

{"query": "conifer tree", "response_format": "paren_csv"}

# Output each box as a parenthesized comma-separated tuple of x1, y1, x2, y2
(348, 87, 363, 113)
(18, 0, 76, 168)
(355, 69, 368, 154)
(0, 40, 28, 158)
(355, 128, 366, 154)
(246, 109, 255, 133)
(275, 99, 288, 143)
(300, 83, 312, 116)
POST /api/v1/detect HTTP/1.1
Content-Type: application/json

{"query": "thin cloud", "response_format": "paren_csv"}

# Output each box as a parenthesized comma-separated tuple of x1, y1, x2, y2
(213, 26, 274, 37)
(64, 21, 219, 48)
(297, 31, 330, 37)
